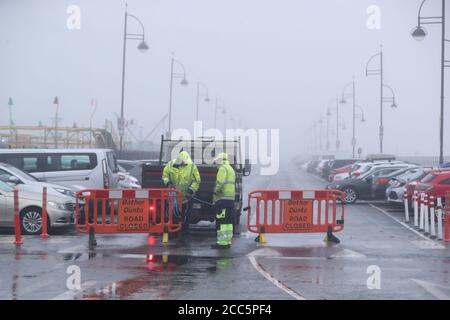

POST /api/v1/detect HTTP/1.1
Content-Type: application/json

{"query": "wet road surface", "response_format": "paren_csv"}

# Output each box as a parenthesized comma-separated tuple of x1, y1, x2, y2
(1, 162, 450, 300)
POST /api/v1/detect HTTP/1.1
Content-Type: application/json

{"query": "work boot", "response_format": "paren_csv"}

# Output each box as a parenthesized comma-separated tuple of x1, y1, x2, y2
(211, 244, 230, 250)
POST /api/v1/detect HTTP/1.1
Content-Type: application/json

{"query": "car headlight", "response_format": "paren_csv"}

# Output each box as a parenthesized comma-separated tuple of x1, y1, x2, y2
(47, 201, 69, 210)
(54, 188, 76, 198)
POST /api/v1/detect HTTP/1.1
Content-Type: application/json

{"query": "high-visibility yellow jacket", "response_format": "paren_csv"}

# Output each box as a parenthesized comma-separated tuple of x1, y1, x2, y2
(162, 151, 201, 201)
(213, 159, 236, 202)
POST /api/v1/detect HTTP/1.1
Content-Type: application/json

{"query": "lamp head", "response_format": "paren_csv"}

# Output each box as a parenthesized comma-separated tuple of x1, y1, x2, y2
(411, 26, 427, 41)
(137, 40, 149, 52)
(391, 101, 397, 109)
(180, 78, 188, 86)
(339, 98, 346, 104)
(204, 96, 210, 103)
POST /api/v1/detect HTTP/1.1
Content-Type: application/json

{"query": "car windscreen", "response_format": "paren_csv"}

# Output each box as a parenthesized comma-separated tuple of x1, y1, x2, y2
(3, 164, 40, 182)
(420, 173, 437, 183)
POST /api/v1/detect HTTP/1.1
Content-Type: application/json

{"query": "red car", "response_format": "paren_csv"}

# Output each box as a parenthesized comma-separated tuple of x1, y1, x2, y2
(414, 170, 450, 202)
(328, 164, 353, 182)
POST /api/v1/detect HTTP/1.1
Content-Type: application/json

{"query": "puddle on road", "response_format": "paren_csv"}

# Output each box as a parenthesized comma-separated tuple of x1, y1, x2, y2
(80, 253, 228, 300)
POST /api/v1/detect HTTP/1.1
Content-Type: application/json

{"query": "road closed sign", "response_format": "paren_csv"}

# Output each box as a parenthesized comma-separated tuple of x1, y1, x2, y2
(283, 199, 313, 231)
(118, 198, 150, 232)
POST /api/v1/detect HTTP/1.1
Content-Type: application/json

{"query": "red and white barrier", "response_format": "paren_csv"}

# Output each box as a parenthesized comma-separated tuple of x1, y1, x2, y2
(13, 190, 23, 246)
(413, 191, 419, 227)
(404, 191, 409, 222)
(424, 194, 430, 234)
(437, 197, 443, 240)
(429, 196, 436, 238)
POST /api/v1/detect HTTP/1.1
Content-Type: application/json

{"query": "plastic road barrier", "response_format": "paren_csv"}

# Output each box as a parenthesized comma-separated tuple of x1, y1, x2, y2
(247, 190, 345, 244)
(75, 189, 182, 246)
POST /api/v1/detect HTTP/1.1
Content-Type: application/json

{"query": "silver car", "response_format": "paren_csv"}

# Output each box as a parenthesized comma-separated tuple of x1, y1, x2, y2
(0, 180, 77, 235)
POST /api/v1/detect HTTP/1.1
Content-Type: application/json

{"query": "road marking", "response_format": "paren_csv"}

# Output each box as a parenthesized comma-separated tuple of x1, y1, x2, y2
(368, 204, 445, 249)
(330, 248, 366, 259)
(58, 245, 86, 254)
(248, 250, 305, 300)
(51, 281, 97, 300)
(412, 279, 450, 300)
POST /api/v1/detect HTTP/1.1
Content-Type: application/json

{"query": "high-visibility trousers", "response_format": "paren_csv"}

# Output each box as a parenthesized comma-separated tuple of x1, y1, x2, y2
(215, 199, 235, 246)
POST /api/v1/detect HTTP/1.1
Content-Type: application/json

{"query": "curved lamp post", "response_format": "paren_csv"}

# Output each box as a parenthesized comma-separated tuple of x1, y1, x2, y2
(411, 0, 449, 164)
(195, 81, 210, 122)
(167, 57, 188, 135)
(339, 78, 358, 157)
(119, 6, 149, 150)
(365, 45, 398, 154)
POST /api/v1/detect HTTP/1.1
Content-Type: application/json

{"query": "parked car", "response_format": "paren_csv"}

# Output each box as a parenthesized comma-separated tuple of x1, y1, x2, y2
(0, 149, 119, 189)
(386, 167, 433, 205)
(414, 170, 450, 202)
(371, 166, 419, 200)
(326, 160, 359, 181)
(0, 162, 80, 197)
(118, 165, 141, 189)
(0, 180, 76, 235)
(117, 159, 144, 183)
(307, 160, 320, 173)
(315, 159, 330, 176)
(327, 163, 417, 203)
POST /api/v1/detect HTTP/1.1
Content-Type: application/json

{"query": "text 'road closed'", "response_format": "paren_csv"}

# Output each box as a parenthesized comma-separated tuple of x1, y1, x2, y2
(283, 199, 313, 231)
(118, 198, 149, 232)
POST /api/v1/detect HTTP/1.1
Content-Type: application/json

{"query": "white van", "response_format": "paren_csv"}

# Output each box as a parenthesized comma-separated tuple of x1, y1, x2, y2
(0, 149, 119, 189)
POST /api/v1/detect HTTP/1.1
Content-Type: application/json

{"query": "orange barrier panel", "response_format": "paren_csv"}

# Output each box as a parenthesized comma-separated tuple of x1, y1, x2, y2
(75, 189, 183, 237)
(247, 190, 345, 236)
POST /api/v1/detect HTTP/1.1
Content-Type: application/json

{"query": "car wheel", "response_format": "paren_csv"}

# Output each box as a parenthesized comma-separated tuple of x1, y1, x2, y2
(21, 208, 43, 235)
(343, 187, 358, 204)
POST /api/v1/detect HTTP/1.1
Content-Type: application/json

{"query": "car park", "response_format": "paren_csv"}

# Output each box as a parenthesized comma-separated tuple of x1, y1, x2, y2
(326, 163, 417, 203)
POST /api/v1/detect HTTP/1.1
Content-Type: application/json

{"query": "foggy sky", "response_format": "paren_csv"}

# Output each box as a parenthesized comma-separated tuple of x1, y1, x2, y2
(0, 0, 447, 160)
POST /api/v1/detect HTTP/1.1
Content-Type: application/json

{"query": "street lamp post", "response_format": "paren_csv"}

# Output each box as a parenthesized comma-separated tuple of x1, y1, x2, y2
(195, 81, 210, 122)
(119, 6, 149, 151)
(340, 78, 357, 158)
(89, 98, 98, 148)
(318, 115, 323, 151)
(214, 97, 225, 129)
(326, 108, 331, 151)
(167, 57, 188, 136)
(53, 96, 59, 148)
(365, 45, 398, 153)
(411, 0, 449, 164)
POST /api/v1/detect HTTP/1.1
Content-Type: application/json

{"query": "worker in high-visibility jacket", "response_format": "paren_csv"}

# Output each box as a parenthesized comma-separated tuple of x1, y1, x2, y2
(162, 151, 201, 236)
(211, 152, 236, 249)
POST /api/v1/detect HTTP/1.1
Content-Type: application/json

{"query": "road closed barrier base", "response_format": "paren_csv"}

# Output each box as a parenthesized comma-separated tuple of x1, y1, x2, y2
(247, 190, 345, 245)
(76, 189, 182, 246)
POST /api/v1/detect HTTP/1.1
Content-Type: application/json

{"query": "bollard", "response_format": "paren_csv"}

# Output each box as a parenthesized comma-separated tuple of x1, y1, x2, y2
(437, 197, 443, 240)
(429, 196, 436, 238)
(419, 193, 424, 230)
(41, 187, 48, 240)
(13, 190, 23, 246)
(404, 191, 410, 222)
(413, 191, 419, 227)
(424, 194, 430, 234)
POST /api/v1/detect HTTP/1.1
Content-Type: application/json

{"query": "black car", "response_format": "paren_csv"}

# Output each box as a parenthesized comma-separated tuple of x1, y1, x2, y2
(326, 165, 414, 203)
